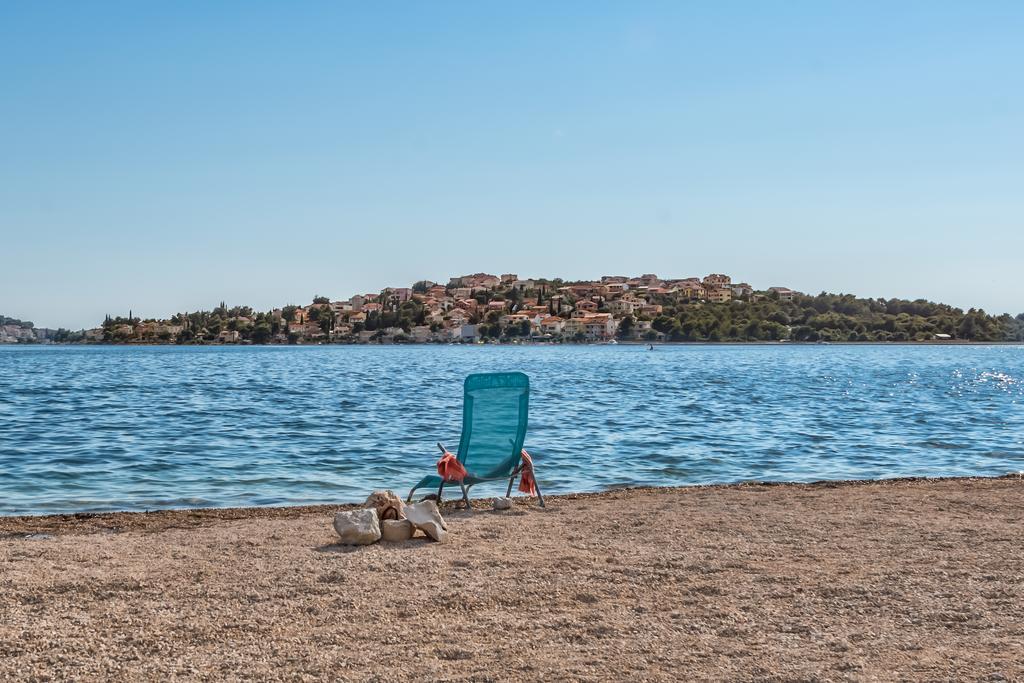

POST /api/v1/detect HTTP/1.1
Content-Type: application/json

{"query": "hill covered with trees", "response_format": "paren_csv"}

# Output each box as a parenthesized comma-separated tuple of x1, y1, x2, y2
(636, 292, 1024, 342)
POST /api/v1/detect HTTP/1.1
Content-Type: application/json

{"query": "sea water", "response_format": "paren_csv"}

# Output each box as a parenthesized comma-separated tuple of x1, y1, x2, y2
(1, 344, 1022, 515)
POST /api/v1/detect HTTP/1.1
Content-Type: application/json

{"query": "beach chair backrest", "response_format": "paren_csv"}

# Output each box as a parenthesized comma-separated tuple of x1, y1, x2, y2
(457, 372, 529, 479)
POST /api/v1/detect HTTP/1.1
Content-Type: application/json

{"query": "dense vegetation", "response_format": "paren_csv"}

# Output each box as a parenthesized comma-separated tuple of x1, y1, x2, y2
(16, 289, 1024, 345)
(100, 304, 282, 344)
(633, 292, 1024, 342)
(0, 315, 34, 328)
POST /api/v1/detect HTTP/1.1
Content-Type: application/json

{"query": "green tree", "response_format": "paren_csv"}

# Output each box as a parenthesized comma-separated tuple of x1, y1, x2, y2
(252, 323, 272, 344)
(319, 309, 335, 335)
(617, 314, 635, 339)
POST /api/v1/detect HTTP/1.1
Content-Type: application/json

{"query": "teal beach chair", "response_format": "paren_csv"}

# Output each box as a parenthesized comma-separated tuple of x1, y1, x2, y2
(407, 372, 545, 509)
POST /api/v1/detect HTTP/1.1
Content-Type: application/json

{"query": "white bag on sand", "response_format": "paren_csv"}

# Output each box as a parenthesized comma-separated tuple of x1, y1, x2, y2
(333, 508, 381, 545)
(404, 500, 448, 543)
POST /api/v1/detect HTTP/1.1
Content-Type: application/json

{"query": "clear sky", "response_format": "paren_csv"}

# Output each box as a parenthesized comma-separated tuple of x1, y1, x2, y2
(3, 2, 1022, 329)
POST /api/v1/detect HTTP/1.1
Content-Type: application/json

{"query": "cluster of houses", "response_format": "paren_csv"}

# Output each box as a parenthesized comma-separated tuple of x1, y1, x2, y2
(9, 274, 799, 344)
(255, 273, 797, 344)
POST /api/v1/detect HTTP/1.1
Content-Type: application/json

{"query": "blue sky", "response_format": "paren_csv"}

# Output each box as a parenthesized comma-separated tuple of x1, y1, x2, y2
(3, 2, 1022, 329)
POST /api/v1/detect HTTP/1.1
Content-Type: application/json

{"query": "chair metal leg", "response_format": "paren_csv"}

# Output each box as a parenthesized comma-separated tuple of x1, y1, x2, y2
(532, 471, 545, 508)
(506, 475, 516, 498)
(436, 442, 449, 505)
(460, 482, 472, 512)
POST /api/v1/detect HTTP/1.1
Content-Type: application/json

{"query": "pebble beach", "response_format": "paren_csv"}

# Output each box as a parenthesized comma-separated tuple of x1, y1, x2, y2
(2, 476, 1022, 681)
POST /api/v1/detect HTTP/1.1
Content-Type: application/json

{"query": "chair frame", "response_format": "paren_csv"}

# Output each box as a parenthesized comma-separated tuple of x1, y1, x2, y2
(425, 442, 546, 511)
(407, 372, 544, 510)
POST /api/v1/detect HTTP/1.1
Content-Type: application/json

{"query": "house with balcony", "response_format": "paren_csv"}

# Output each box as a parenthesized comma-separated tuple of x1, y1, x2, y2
(523, 305, 550, 318)
(562, 317, 585, 338)
(384, 288, 413, 305)
(499, 313, 531, 328)
(564, 314, 615, 340)
(731, 283, 753, 298)
(707, 288, 733, 303)
(608, 299, 637, 315)
(703, 273, 732, 288)
(581, 313, 617, 340)
(768, 287, 796, 302)
(540, 316, 565, 335)
(682, 284, 707, 300)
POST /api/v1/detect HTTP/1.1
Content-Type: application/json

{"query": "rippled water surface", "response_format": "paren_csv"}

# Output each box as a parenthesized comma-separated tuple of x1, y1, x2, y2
(2, 344, 1023, 515)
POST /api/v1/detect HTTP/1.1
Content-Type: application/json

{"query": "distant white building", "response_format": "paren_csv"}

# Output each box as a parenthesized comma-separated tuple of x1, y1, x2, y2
(768, 287, 796, 302)
(607, 299, 637, 315)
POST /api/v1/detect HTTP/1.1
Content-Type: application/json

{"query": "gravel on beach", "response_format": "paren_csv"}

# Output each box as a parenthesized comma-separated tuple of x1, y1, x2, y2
(2, 476, 1022, 681)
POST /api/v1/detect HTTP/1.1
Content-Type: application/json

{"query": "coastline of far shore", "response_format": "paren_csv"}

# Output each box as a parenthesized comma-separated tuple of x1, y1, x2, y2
(2, 475, 1023, 680)
(6, 339, 1024, 348)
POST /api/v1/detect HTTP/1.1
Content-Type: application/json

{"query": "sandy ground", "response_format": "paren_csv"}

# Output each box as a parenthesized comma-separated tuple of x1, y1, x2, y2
(1, 477, 1022, 682)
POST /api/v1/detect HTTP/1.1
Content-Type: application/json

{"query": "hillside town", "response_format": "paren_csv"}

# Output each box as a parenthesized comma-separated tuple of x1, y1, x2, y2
(75, 273, 799, 345)
(6, 272, 1024, 344)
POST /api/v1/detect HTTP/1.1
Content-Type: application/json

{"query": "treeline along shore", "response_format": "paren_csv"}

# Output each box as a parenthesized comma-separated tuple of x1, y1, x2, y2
(6, 271, 1024, 345)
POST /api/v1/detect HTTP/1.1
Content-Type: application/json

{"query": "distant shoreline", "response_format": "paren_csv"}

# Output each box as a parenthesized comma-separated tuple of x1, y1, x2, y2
(5, 339, 1023, 348)
(3, 474, 1019, 525)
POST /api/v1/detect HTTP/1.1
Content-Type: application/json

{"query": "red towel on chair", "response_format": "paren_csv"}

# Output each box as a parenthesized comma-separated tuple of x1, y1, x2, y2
(436, 451, 467, 482)
(519, 450, 537, 496)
